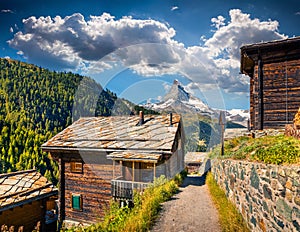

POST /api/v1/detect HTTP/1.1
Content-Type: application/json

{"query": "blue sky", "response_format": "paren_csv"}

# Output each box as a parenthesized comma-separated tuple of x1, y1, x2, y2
(1, 0, 300, 110)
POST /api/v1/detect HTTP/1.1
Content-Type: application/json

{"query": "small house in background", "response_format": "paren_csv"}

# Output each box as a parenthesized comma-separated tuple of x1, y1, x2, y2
(0, 170, 58, 232)
(42, 112, 184, 226)
(240, 36, 300, 130)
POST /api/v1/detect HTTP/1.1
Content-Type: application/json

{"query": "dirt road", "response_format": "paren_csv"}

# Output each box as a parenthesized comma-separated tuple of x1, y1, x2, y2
(150, 174, 221, 232)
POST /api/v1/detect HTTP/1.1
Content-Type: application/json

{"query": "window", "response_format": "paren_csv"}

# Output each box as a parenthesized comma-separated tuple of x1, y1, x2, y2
(70, 161, 83, 173)
(71, 194, 82, 211)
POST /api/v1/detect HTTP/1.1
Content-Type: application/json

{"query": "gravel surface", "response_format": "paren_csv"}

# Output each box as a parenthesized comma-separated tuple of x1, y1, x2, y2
(150, 175, 221, 232)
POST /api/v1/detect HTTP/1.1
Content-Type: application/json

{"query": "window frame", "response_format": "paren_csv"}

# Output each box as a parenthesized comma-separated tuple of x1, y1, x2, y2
(71, 194, 83, 211)
(70, 161, 83, 173)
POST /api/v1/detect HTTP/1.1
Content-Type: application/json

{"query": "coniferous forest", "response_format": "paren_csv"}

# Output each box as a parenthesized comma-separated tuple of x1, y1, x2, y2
(0, 58, 157, 185)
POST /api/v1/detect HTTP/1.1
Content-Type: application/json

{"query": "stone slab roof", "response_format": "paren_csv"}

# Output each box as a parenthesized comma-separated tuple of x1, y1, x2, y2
(0, 170, 58, 212)
(107, 151, 162, 163)
(42, 114, 181, 154)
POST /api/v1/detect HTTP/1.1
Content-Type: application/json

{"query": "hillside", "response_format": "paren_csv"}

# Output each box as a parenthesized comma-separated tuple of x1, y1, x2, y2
(209, 134, 300, 164)
(0, 58, 155, 184)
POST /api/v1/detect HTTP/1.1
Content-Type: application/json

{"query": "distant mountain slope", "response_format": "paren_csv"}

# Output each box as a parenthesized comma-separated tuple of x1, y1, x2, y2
(0, 58, 152, 184)
(143, 79, 249, 127)
(226, 109, 250, 128)
(142, 80, 249, 151)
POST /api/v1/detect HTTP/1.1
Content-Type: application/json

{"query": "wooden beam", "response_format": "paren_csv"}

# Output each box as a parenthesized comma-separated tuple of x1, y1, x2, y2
(58, 158, 65, 230)
(132, 162, 135, 182)
(258, 57, 264, 130)
(113, 160, 115, 179)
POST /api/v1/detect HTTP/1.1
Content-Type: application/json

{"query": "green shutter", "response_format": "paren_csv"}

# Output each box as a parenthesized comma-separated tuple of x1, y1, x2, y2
(72, 195, 81, 210)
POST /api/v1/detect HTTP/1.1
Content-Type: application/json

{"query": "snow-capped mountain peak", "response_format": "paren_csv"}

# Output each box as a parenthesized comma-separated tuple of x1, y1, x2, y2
(143, 80, 214, 115)
(142, 80, 250, 128)
(163, 79, 190, 102)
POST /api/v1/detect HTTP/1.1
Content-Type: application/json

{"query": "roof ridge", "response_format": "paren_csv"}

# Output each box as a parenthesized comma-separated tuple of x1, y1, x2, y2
(0, 169, 36, 178)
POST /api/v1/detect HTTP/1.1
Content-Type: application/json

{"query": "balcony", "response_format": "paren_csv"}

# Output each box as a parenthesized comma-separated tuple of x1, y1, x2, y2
(111, 177, 149, 200)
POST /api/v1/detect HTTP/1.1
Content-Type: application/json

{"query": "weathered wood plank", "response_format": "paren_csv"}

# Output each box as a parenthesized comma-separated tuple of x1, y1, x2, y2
(249, 52, 300, 129)
(64, 161, 121, 223)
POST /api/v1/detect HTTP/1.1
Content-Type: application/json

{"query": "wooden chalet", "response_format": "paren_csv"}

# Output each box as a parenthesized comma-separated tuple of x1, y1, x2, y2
(240, 36, 300, 130)
(42, 112, 184, 225)
(0, 170, 58, 232)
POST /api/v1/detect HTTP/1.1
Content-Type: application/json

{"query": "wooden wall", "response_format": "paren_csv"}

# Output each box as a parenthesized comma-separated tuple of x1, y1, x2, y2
(63, 153, 122, 223)
(250, 59, 300, 129)
(0, 200, 43, 232)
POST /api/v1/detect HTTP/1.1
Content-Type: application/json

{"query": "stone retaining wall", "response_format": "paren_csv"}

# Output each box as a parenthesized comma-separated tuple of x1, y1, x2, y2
(211, 159, 300, 232)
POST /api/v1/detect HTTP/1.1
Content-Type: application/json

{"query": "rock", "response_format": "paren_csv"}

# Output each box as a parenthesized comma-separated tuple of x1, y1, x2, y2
(271, 179, 277, 190)
(294, 193, 300, 206)
(250, 167, 260, 189)
(285, 180, 293, 190)
(285, 189, 293, 203)
(276, 199, 292, 222)
(293, 220, 300, 231)
(263, 184, 272, 200)
(259, 218, 267, 232)
(293, 207, 300, 219)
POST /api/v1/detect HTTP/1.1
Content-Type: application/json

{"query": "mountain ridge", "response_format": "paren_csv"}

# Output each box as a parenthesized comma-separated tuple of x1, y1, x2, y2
(142, 80, 249, 127)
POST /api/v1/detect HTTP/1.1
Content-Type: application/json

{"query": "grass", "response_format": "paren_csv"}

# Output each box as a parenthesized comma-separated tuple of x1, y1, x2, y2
(63, 171, 187, 232)
(209, 135, 300, 165)
(206, 172, 250, 232)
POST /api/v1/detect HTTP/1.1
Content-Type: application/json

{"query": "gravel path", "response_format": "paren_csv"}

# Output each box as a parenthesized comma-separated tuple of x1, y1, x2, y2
(150, 174, 221, 232)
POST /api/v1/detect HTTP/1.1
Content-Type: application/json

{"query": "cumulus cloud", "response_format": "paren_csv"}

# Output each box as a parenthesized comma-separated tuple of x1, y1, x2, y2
(8, 13, 179, 71)
(205, 9, 286, 60)
(211, 15, 226, 29)
(202, 9, 286, 92)
(8, 10, 287, 93)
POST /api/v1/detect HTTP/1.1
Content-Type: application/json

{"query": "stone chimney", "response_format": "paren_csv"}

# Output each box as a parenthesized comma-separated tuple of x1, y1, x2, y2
(138, 111, 144, 126)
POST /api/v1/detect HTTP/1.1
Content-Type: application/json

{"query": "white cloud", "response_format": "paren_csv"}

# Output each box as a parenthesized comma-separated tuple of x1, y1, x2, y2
(1, 9, 14, 14)
(171, 6, 179, 11)
(211, 15, 226, 29)
(163, 82, 171, 92)
(205, 9, 286, 60)
(200, 9, 286, 92)
(8, 10, 287, 93)
(8, 13, 179, 71)
(9, 27, 13, 33)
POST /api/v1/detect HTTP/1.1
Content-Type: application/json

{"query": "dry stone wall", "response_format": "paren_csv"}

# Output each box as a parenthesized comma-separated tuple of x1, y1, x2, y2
(211, 159, 300, 232)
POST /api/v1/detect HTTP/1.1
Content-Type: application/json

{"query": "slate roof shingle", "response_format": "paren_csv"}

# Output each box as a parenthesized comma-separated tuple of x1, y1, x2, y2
(42, 114, 181, 154)
(0, 170, 58, 212)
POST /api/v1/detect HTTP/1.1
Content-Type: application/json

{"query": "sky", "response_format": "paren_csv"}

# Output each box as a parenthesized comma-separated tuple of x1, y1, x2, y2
(1, 0, 300, 110)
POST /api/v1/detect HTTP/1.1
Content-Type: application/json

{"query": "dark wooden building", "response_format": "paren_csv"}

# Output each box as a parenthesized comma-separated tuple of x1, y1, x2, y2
(240, 36, 300, 130)
(42, 113, 184, 226)
(0, 170, 58, 232)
